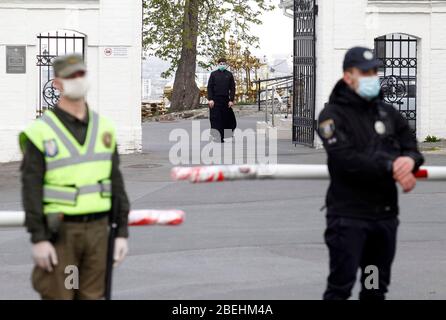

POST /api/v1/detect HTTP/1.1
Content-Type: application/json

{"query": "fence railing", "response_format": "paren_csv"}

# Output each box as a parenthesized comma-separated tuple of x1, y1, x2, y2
(253, 75, 293, 126)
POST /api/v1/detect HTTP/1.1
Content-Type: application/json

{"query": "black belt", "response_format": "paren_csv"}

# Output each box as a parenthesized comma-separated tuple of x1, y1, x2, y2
(63, 211, 109, 223)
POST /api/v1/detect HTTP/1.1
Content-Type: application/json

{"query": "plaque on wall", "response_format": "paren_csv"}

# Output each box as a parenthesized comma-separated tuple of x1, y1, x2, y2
(6, 46, 26, 74)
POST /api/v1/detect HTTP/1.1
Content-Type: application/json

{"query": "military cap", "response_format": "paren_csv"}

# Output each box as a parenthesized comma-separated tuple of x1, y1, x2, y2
(52, 54, 86, 78)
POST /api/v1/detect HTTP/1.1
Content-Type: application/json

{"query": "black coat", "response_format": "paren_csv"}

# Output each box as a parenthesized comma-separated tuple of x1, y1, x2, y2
(317, 80, 424, 220)
(207, 69, 237, 138)
(207, 69, 236, 101)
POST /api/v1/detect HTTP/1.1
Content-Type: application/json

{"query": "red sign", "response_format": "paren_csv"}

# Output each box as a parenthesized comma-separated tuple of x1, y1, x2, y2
(104, 48, 112, 56)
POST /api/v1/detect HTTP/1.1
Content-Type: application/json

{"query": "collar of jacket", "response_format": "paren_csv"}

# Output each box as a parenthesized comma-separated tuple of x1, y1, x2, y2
(54, 104, 90, 124)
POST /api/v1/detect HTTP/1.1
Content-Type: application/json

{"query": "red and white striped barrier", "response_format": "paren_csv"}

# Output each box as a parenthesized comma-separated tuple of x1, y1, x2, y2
(171, 164, 446, 183)
(128, 209, 184, 226)
(0, 210, 185, 228)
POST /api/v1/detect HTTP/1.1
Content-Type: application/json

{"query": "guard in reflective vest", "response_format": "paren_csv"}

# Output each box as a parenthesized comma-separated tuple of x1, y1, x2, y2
(19, 54, 130, 300)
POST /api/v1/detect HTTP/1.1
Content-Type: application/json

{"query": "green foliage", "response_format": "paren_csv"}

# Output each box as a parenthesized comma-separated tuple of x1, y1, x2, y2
(143, 0, 275, 78)
(424, 135, 441, 143)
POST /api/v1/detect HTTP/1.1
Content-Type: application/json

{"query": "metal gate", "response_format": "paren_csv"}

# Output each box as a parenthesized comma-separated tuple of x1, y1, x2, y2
(36, 31, 85, 117)
(374, 34, 417, 132)
(292, 0, 317, 146)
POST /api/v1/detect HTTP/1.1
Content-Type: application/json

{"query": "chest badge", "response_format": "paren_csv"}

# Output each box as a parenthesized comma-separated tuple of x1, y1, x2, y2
(102, 132, 112, 148)
(374, 120, 386, 135)
(44, 139, 59, 158)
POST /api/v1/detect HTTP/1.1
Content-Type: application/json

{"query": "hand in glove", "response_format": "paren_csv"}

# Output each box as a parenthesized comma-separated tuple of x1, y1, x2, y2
(32, 241, 58, 272)
(113, 237, 129, 267)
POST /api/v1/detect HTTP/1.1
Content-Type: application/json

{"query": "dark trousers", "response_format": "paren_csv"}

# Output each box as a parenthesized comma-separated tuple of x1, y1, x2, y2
(323, 215, 399, 300)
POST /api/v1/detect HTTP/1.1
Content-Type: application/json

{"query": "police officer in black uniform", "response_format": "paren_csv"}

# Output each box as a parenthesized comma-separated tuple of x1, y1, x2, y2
(317, 47, 424, 300)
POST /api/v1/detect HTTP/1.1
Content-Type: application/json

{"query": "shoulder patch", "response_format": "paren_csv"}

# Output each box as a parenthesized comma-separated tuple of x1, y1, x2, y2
(102, 131, 113, 148)
(43, 139, 59, 158)
(319, 119, 335, 139)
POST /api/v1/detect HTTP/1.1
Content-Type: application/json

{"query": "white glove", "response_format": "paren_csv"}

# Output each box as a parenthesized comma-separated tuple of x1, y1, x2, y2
(32, 241, 58, 272)
(113, 237, 128, 267)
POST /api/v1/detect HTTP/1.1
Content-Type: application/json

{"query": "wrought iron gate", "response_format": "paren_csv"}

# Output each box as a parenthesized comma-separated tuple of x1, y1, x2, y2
(374, 34, 417, 132)
(293, 0, 317, 146)
(36, 31, 85, 117)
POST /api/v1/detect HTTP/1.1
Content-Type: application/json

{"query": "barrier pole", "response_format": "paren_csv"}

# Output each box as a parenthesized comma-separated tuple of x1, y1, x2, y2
(0, 209, 185, 228)
(171, 164, 446, 184)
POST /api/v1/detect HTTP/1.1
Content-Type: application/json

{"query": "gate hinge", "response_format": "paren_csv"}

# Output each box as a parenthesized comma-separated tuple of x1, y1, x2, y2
(314, 4, 319, 16)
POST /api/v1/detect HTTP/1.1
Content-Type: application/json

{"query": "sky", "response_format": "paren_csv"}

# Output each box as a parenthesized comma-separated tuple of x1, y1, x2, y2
(250, 1, 293, 62)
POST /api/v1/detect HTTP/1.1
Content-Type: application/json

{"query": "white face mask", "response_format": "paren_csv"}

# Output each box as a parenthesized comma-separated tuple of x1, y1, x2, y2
(61, 77, 89, 100)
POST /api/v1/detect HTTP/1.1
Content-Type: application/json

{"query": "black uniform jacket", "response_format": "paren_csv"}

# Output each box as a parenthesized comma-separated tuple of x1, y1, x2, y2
(317, 80, 424, 220)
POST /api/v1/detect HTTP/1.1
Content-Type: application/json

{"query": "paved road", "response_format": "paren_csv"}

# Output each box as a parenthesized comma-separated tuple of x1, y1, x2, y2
(1, 114, 446, 299)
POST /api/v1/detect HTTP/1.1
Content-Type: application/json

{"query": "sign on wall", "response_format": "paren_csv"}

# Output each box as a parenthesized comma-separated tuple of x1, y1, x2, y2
(103, 47, 129, 58)
(6, 46, 26, 74)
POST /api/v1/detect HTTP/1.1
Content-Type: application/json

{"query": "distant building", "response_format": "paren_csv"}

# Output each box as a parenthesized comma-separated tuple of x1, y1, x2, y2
(142, 79, 151, 101)
(0, 0, 142, 162)
(270, 57, 293, 77)
(142, 56, 171, 101)
(281, 0, 446, 146)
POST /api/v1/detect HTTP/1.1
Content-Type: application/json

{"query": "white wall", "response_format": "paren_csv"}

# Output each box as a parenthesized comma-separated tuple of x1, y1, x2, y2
(0, 0, 142, 162)
(315, 0, 446, 146)
(98, 0, 142, 154)
(314, 0, 370, 147)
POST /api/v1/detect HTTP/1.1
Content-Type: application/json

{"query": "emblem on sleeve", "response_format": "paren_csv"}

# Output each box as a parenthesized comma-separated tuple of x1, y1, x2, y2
(374, 120, 386, 135)
(319, 119, 335, 139)
(43, 139, 59, 158)
(102, 132, 112, 148)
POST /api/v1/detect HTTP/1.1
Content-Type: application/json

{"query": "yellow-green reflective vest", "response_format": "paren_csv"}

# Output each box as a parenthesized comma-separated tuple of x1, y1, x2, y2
(19, 109, 116, 215)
